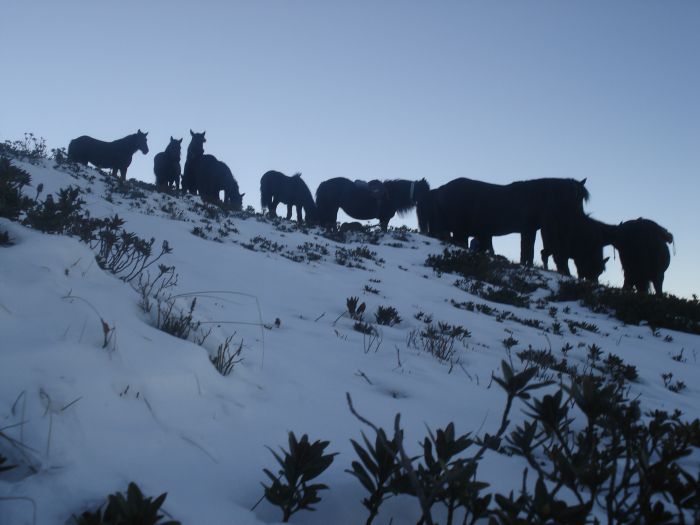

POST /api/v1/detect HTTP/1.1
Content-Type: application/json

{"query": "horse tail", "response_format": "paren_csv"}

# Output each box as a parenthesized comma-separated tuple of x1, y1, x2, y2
(260, 180, 270, 210)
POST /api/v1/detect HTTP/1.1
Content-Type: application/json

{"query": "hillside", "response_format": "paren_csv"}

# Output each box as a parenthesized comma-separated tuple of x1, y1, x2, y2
(1, 150, 699, 524)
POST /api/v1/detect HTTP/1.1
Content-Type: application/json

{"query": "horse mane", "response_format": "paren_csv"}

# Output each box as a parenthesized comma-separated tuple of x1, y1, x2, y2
(383, 179, 428, 216)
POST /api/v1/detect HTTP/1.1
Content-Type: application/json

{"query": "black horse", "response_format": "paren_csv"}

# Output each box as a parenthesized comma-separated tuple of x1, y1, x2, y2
(182, 130, 205, 194)
(614, 218, 673, 294)
(260, 170, 317, 223)
(181, 130, 243, 208)
(153, 137, 182, 190)
(417, 188, 494, 250)
(540, 214, 616, 280)
(68, 130, 149, 180)
(197, 154, 244, 209)
(417, 177, 589, 266)
(315, 177, 429, 231)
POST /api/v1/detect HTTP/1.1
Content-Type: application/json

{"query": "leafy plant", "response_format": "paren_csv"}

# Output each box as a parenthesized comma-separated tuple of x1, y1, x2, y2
(261, 432, 337, 522)
(374, 305, 401, 326)
(72, 481, 180, 525)
(346, 428, 404, 525)
(210, 335, 243, 376)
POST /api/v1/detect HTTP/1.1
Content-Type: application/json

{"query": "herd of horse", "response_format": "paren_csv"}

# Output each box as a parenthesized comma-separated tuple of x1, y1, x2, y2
(66, 130, 674, 295)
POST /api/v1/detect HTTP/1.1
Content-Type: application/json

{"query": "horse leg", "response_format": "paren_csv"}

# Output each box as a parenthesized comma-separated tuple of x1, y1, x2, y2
(286, 204, 293, 220)
(652, 274, 664, 295)
(119, 167, 127, 181)
(520, 230, 537, 265)
(553, 253, 571, 276)
(541, 249, 550, 269)
(269, 198, 279, 217)
(296, 205, 303, 223)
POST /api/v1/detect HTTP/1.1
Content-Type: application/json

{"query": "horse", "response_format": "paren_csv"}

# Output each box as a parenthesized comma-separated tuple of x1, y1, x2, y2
(153, 137, 182, 191)
(260, 170, 318, 223)
(68, 130, 149, 180)
(614, 218, 673, 294)
(540, 214, 616, 281)
(416, 177, 589, 266)
(182, 130, 205, 194)
(197, 154, 244, 209)
(417, 188, 494, 250)
(315, 177, 429, 231)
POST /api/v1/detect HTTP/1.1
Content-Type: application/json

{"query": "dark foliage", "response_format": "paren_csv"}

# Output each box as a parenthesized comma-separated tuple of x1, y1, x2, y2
(551, 280, 700, 335)
(375, 305, 401, 326)
(0, 156, 32, 221)
(72, 481, 180, 525)
(261, 432, 337, 522)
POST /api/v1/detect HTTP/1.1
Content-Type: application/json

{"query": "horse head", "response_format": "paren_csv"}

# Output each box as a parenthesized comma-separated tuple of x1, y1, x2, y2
(188, 130, 206, 157)
(167, 137, 182, 160)
(575, 252, 610, 282)
(136, 129, 149, 154)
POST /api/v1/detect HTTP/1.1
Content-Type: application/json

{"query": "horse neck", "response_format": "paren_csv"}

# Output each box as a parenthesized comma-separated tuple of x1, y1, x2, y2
(384, 180, 414, 213)
(582, 217, 618, 245)
(186, 145, 203, 162)
(116, 134, 141, 154)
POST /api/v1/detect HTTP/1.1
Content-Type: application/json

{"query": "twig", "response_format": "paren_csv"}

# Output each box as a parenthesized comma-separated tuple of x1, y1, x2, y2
(355, 370, 373, 385)
(314, 312, 326, 322)
(172, 290, 265, 368)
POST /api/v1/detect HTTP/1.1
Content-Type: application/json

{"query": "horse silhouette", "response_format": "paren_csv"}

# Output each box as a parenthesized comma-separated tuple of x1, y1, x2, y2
(540, 214, 615, 280)
(614, 218, 673, 294)
(316, 177, 429, 231)
(181, 130, 243, 208)
(153, 137, 182, 191)
(417, 177, 589, 266)
(260, 170, 317, 223)
(68, 130, 149, 180)
(182, 130, 205, 194)
(197, 154, 244, 209)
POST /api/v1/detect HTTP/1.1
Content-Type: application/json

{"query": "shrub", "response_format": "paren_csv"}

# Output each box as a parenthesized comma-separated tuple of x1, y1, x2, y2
(210, 335, 243, 376)
(551, 281, 700, 335)
(72, 481, 180, 524)
(0, 156, 32, 221)
(261, 432, 337, 522)
(374, 305, 401, 326)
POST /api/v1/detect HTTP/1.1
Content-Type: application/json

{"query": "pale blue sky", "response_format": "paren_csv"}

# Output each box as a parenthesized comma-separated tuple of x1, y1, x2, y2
(2, 1, 698, 297)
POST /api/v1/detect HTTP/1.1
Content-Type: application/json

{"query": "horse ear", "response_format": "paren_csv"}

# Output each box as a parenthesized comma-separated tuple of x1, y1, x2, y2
(170, 136, 174, 141)
(190, 129, 194, 136)
(240, 192, 245, 197)
(580, 177, 587, 185)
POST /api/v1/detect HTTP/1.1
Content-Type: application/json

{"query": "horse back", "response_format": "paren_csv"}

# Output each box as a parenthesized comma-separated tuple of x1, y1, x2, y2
(68, 135, 131, 169)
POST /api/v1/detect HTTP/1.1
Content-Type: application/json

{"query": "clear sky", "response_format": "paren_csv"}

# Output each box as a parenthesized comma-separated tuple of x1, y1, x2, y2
(2, 1, 699, 297)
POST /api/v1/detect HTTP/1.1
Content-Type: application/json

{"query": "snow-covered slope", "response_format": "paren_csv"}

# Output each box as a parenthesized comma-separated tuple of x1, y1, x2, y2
(1, 157, 698, 524)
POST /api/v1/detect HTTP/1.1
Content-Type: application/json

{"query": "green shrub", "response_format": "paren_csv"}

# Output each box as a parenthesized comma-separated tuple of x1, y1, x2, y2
(261, 432, 337, 522)
(72, 482, 180, 525)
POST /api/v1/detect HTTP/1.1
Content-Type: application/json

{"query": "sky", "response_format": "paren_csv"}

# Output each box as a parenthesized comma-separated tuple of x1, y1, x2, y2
(2, 0, 699, 297)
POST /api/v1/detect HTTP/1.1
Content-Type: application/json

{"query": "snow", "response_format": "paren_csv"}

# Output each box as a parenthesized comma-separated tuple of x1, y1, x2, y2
(1, 157, 699, 524)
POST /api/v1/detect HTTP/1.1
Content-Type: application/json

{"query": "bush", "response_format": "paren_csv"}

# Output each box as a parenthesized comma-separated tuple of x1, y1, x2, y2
(375, 305, 401, 326)
(0, 156, 32, 221)
(72, 481, 180, 524)
(551, 281, 700, 335)
(260, 432, 337, 522)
